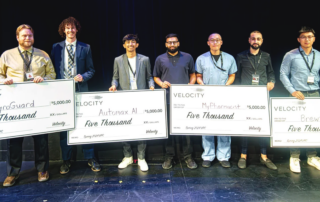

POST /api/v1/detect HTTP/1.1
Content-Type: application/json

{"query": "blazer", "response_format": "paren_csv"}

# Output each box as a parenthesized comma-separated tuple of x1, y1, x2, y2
(51, 41, 95, 92)
(111, 53, 154, 90)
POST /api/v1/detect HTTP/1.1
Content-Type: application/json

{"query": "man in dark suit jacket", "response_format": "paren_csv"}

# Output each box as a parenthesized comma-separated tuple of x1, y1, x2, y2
(109, 34, 154, 171)
(51, 17, 100, 174)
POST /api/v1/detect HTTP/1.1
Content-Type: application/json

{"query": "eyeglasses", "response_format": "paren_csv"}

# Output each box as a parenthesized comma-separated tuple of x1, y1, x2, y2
(208, 39, 222, 43)
(299, 36, 315, 40)
(166, 41, 179, 45)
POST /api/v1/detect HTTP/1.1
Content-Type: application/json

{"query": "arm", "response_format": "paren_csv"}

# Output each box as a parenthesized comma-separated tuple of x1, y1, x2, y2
(80, 46, 95, 82)
(189, 73, 196, 84)
(42, 58, 56, 81)
(188, 55, 196, 84)
(110, 58, 119, 91)
(226, 57, 237, 85)
(0, 55, 8, 84)
(266, 54, 275, 91)
(234, 54, 242, 85)
(145, 57, 155, 89)
(153, 57, 170, 88)
(195, 57, 204, 85)
(226, 74, 235, 85)
(196, 73, 204, 85)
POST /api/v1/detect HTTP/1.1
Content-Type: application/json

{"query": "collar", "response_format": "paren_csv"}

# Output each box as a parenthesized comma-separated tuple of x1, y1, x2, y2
(299, 46, 314, 56)
(65, 39, 77, 47)
(248, 49, 261, 56)
(166, 50, 180, 58)
(18, 46, 33, 53)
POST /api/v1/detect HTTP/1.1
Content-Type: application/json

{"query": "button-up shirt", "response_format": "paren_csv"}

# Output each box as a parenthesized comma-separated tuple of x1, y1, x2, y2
(280, 46, 320, 94)
(235, 50, 275, 85)
(195, 51, 237, 85)
(64, 40, 77, 73)
(0, 47, 56, 83)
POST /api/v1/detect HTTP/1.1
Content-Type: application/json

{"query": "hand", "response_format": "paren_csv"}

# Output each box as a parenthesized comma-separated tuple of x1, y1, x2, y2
(33, 76, 44, 83)
(161, 81, 171, 89)
(292, 91, 305, 100)
(267, 82, 274, 91)
(74, 74, 83, 82)
(4, 78, 13, 85)
(149, 86, 154, 90)
(109, 85, 117, 92)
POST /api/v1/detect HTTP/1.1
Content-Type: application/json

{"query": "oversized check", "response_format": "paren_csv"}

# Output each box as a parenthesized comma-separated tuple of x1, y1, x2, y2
(170, 85, 270, 136)
(0, 80, 75, 140)
(271, 98, 320, 147)
(68, 90, 167, 145)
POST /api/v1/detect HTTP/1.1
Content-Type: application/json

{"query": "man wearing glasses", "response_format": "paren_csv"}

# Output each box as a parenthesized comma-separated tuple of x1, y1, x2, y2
(110, 34, 154, 171)
(235, 31, 277, 170)
(280, 26, 320, 173)
(195, 33, 237, 168)
(153, 33, 197, 169)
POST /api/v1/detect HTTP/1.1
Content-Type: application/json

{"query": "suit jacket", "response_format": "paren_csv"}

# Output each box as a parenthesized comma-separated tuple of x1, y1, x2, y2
(111, 53, 154, 90)
(51, 41, 95, 92)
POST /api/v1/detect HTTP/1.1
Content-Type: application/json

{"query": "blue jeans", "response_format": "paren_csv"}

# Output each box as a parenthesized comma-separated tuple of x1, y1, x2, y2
(202, 136, 231, 161)
(60, 131, 95, 160)
(241, 137, 267, 155)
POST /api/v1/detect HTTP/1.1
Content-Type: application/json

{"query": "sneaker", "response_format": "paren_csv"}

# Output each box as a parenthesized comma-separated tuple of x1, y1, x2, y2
(260, 158, 277, 170)
(60, 160, 71, 174)
(307, 156, 320, 170)
(118, 156, 133, 169)
(88, 159, 101, 172)
(38, 171, 49, 182)
(3, 175, 19, 187)
(290, 157, 301, 173)
(138, 159, 149, 171)
(202, 161, 211, 168)
(162, 157, 173, 169)
(238, 158, 246, 169)
(219, 161, 231, 168)
(185, 157, 198, 169)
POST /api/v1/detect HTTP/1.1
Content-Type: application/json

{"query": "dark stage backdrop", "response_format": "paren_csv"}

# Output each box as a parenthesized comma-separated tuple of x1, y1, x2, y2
(0, 0, 319, 161)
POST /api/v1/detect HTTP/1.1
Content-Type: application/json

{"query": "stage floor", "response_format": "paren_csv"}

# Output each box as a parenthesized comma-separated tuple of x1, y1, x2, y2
(0, 159, 319, 202)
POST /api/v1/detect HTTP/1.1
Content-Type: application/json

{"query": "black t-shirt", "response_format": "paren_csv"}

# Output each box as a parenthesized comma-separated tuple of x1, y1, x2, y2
(153, 51, 195, 103)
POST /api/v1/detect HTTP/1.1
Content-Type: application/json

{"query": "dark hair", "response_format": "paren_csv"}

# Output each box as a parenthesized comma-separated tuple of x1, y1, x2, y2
(58, 17, 81, 38)
(208, 33, 222, 40)
(249, 30, 263, 38)
(166, 33, 179, 41)
(123, 34, 139, 44)
(298, 26, 315, 37)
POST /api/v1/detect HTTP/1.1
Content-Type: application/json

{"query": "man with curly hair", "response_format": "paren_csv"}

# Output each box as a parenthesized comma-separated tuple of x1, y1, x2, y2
(51, 17, 99, 174)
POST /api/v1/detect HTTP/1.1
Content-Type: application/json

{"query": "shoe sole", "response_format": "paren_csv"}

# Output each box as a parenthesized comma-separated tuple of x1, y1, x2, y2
(3, 176, 19, 187)
(60, 170, 69, 175)
(162, 165, 172, 169)
(290, 168, 301, 173)
(307, 162, 320, 170)
(202, 165, 211, 168)
(88, 162, 102, 172)
(39, 177, 49, 182)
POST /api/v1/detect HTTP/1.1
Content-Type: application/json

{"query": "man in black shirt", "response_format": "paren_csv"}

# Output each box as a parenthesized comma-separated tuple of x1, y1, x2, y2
(153, 33, 197, 170)
(235, 31, 277, 170)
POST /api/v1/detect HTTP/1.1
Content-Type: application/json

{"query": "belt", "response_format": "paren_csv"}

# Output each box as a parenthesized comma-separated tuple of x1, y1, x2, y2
(301, 90, 319, 93)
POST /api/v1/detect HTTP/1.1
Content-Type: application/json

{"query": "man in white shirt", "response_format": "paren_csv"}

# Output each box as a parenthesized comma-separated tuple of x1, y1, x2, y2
(109, 34, 155, 171)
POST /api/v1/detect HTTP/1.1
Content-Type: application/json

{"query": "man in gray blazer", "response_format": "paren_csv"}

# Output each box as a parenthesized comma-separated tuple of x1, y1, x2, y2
(109, 34, 154, 171)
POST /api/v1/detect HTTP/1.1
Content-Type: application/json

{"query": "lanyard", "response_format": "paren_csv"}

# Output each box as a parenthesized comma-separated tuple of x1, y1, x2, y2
(246, 51, 262, 73)
(18, 47, 34, 71)
(210, 52, 225, 71)
(66, 43, 75, 63)
(128, 59, 136, 77)
(299, 48, 315, 72)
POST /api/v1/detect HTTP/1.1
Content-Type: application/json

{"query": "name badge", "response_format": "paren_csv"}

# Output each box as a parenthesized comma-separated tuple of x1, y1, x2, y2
(307, 75, 314, 85)
(26, 72, 34, 81)
(252, 74, 259, 85)
(131, 80, 138, 90)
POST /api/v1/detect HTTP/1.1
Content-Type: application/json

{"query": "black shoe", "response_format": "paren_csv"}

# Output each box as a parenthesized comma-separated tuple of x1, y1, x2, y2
(162, 157, 173, 169)
(260, 158, 277, 170)
(238, 158, 246, 169)
(185, 157, 198, 169)
(219, 161, 231, 168)
(88, 159, 101, 172)
(202, 161, 211, 168)
(60, 160, 71, 174)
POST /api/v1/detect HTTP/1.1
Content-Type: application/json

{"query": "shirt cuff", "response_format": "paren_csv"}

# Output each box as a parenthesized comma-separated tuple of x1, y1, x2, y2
(288, 87, 296, 95)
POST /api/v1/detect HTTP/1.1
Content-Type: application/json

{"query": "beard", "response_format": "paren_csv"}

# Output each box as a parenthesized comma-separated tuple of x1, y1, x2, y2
(250, 43, 261, 50)
(167, 47, 179, 53)
(19, 40, 34, 49)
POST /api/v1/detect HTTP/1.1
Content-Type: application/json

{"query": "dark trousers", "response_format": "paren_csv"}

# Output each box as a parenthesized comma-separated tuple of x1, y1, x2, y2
(123, 141, 146, 159)
(166, 104, 193, 159)
(6, 134, 49, 176)
(60, 131, 94, 160)
(241, 137, 267, 155)
(289, 90, 319, 158)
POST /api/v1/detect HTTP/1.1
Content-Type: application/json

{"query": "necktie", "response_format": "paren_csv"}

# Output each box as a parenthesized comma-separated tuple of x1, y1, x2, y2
(66, 44, 74, 79)
(24, 51, 30, 72)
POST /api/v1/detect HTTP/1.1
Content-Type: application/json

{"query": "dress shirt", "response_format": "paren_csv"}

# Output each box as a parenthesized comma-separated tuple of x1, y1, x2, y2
(195, 51, 237, 85)
(128, 56, 137, 90)
(280, 46, 320, 94)
(64, 39, 77, 73)
(0, 47, 56, 83)
(235, 50, 275, 85)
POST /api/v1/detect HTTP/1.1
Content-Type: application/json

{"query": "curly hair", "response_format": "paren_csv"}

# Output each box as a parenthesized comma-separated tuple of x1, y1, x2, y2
(58, 17, 81, 38)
